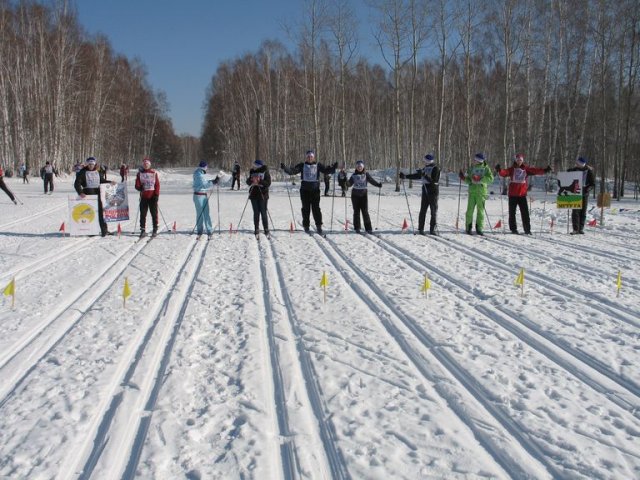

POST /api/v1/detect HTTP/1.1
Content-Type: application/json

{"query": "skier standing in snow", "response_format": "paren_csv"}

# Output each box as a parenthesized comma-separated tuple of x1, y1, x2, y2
(19, 163, 29, 183)
(323, 171, 332, 196)
(40, 161, 57, 194)
(281, 150, 337, 234)
(247, 159, 271, 236)
(459, 153, 493, 235)
(192, 160, 219, 238)
(119, 163, 129, 182)
(135, 157, 160, 238)
(231, 161, 241, 190)
(400, 153, 441, 235)
(74, 156, 115, 236)
(568, 157, 596, 235)
(495, 153, 551, 235)
(348, 160, 381, 234)
(337, 165, 348, 197)
(0, 165, 18, 204)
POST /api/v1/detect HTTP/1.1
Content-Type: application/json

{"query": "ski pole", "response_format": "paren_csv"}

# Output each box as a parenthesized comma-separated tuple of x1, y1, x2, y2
(258, 188, 275, 231)
(132, 198, 140, 234)
(235, 186, 254, 232)
(216, 180, 221, 234)
(157, 204, 171, 232)
(191, 190, 214, 234)
(376, 180, 382, 230)
(499, 176, 505, 233)
(539, 173, 550, 234)
(283, 166, 296, 226)
(330, 171, 336, 233)
(484, 204, 494, 233)
(401, 178, 415, 234)
(455, 173, 463, 232)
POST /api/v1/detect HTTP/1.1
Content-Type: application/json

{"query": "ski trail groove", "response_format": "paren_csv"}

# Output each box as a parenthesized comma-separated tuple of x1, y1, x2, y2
(436, 235, 640, 328)
(377, 235, 640, 411)
(54, 237, 202, 479)
(269, 235, 351, 480)
(0, 238, 152, 407)
(314, 237, 562, 478)
(256, 238, 302, 479)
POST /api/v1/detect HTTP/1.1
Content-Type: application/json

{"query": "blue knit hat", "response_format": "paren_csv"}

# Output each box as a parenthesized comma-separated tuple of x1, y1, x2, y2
(576, 157, 587, 166)
(474, 153, 485, 162)
(198, 160, 208, 169)
(424, 154, 435, 164)
(254, 159, 264, 167)
(86, 157, 96, 165)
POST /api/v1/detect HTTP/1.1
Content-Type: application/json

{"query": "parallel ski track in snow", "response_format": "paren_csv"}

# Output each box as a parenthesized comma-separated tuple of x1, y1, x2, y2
(312, 234, 550, 479)
(0, 203, 65, 230)
(0, 237, 153, 407)
(528, 233, 640, 264)
(375, 235, 640, 413)
(437, 234, 640, 330)
(255, 237, 303, 480)
(61, 236, 206, 480)
(268, 235, 351, 480)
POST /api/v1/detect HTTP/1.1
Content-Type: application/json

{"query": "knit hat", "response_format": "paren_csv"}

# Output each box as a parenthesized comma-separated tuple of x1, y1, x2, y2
(198, 160, 208, 169)
(424, 154, 435, 164)
(254, 159, 264, 167)
(355, 160, 364, 168)
(576, 157, 587, 166)
(474, 153, 485, 163)
(142, 158, 151, 167)
(305, 150, 315, 158)
(86, 157, 96, 165)
(515, 153, 525, 162)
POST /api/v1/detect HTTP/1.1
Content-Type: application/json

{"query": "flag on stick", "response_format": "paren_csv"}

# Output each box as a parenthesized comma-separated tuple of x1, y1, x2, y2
(122, 277, 132, 308)
(117, 223, 122, 237)
(229, 223, 233, 236)
(550, 218, 555, 233)
(59, 222, 66, 235)
(421, 274, 431, 298)
(514, 268, 525, 296)
(3, 277, 15, 308)
(290, 221, 295, 235)
(345, 220, 349, 231)
(616, 270, 622, 297)
(172, 221, 177, 233)
(402, 218, 409, 232)
(494, 219, 502, 229)
(320, 271, 329, 303)
(588, 218, 597, 227)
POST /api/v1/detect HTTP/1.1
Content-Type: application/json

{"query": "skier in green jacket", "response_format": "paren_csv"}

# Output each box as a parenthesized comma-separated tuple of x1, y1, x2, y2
(459, 153, 494, 235)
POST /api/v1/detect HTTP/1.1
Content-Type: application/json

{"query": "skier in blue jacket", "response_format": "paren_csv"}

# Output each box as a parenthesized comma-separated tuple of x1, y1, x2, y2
(192, 161, 219, 238)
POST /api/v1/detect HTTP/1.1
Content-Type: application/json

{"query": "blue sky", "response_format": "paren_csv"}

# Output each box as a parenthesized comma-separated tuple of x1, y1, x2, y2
(76, 0, 375, 137)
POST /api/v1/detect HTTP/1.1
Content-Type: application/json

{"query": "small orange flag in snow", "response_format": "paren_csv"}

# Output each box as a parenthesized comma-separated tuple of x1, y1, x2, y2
(229, 223, 233, 235)
(402, 218, 409, 232)
(345, 220, 349, 231)
(117, 223, 122, 236)
(588, 218, 597, 227)
(290, 221, 295, 233)
(172, 221, 177, 232)
(494, 219, 502, 229)
(59, 222, 65, 233)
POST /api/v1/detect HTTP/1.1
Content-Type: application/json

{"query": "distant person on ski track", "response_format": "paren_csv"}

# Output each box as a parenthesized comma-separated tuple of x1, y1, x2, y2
(568, 156, 596, 235)
(19, 163, 29, 183)
(232, 161, 241, 190)
(247, 159, 272, 236)
(40, 161, 57, 194)
(74, 156, 115, 237)
(348, 160, 381, 234)
(459, 153, 493, 235)
(119, 163, 129, 182)
(495, 153, 551, 235)
(400, 153, 441, 235)
(192, 160, 219, 238)
(0, 165, 18, 204)
(281, 150, 337, 234)
(135, 157, 160, 238)
(337, 165, 348, 197)
(323, 171, 331, 196)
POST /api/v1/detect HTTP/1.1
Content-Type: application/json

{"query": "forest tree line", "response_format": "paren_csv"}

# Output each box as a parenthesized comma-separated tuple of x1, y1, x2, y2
(0, 0, 191, 176)
(201, 0, 640, 198)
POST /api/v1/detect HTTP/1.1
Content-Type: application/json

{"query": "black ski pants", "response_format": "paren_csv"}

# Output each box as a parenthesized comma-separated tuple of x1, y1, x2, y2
(43, 173, 54, 193)
(300, 188, 322, 229)
(508, 196, 531, 234)
(232, 175, 240, 190)
(139, 195, 159, 232)
(0, 178, 16, 202)
(351, 193, 372, 232)
(418, 191, 439, 233)
(572, 194, 589, 233)
(251, 196, 269, 233)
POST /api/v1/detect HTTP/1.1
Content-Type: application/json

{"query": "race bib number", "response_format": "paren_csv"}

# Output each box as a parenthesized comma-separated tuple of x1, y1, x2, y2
(303, 164, 318, 182)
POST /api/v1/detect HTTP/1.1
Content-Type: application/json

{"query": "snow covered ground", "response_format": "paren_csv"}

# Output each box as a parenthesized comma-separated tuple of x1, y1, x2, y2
(0, 168, 639, 480)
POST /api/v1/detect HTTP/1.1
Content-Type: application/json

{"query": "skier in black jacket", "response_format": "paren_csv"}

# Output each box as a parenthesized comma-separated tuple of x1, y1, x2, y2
(568, 157, 596, 234)
(232, 161, 241, 190)
(281, 150, 337, 234)
(246, 159, 271, 236)
(348, 160, 382, 233)
(337, 166, 348, 197)
(400, 153, 441, 235)
(74, 156, 114, 236)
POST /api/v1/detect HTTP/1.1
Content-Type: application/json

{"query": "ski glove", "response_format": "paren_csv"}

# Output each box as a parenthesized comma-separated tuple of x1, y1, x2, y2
(399, 172, 405, 179)
(280, 162, 286, 170)
(458, 169, 465, 181)
(332, 162, 338, 169)
(495, 164, 501, 172)
(544, 166, 552, 173)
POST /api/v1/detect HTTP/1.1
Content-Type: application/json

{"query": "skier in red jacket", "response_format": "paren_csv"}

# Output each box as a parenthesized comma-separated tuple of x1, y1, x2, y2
(496, 153, 551, 235)
(135, 158, 160, 238)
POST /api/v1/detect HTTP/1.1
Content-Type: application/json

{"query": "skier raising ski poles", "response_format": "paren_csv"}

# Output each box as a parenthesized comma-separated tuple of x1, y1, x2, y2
(246, 159, 271, 238)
